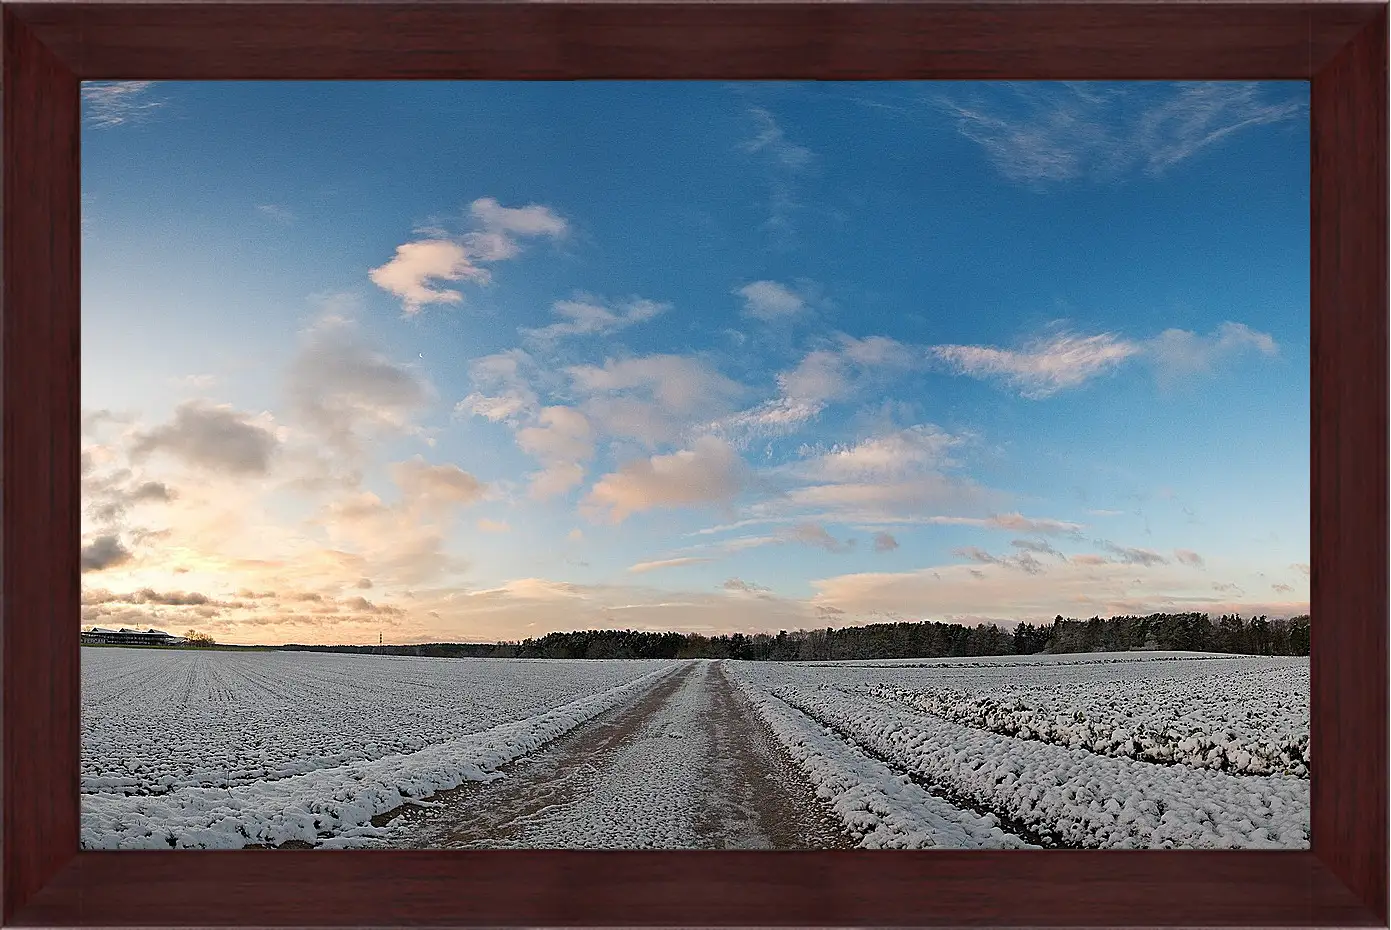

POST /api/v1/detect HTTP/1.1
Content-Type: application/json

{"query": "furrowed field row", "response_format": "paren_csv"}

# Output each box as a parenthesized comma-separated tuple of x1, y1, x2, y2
(870, 664, 1308, 777)
(760, 684, 1308, 849)
(82, 648, 677, 795)
(82, 663, 683, 849)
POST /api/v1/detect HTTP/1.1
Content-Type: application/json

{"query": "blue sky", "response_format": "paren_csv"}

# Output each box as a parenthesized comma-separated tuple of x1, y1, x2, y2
(80, 80, 1310, 645)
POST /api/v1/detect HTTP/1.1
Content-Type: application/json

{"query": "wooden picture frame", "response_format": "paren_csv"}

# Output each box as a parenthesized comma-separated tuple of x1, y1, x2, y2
(2, 2, 1386, 926)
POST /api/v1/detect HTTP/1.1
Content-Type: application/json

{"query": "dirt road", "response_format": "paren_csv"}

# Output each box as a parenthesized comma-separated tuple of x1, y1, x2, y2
(374, 660, 852, 849)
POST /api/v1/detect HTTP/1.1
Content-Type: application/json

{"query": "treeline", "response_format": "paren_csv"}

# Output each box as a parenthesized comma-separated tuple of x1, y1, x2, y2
(281, 612, 1310, 661)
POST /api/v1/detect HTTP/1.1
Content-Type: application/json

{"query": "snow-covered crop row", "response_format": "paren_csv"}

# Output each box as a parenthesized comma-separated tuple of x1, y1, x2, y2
(82, 648, 677, 795)
(870, 660, 1308, 777)
(734, 673, 1308, 849)
(82, 662, 683, 849)
(729, 673, 1035, 849)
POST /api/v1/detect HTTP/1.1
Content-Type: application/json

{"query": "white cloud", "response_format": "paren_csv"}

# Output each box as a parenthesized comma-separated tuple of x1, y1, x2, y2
(370, 198, 567, 316)
(516, 406, 596, 500)
(932, 332, 1140, 399)
(986, 512, 1084, 536)
(583, 436, 748, 523)
(469, 197, 568, 238)
(368, 240, 487, 316)
(391, 457, 486, 508)
(735, 280, 806, 320)
(568, 354, 745, 447)
(796, 425, 963, 481)
(707, 335, 921, 443)
(454, 349, 540, 426)
(1147, 322, 1279, 384)
(785, 474, 999, 523)
(522, 295, 667, 343)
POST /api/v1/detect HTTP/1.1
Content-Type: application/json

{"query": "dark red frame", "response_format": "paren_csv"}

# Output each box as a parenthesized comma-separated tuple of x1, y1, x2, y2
(2, 2, 1386, 927)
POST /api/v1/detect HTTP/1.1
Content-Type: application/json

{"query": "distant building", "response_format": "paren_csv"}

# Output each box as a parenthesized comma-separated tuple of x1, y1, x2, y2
(81, 627, 187, 647)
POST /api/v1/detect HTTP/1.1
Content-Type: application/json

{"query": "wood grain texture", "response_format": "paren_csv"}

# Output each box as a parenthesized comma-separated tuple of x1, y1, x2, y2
(7, 2, 1384, 80)
(1310, 5, 1390, 925)
(9, 850, 1382, 927)
(0, 6, 82, 926)
(0, 1, 1386, 927)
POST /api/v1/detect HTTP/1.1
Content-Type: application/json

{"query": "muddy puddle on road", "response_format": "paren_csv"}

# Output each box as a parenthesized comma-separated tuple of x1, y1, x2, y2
(371, 660, 852, 849)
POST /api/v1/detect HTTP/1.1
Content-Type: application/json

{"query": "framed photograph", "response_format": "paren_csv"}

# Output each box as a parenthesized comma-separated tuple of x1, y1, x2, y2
(3, 2, 1386, 928)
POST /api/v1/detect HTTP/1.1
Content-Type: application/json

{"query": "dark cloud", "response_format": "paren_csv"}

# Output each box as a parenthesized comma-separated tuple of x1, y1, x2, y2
(355, 578, 373, 589)
(1096, 540, 1169, 566)
(872, 531, 900, 553)
(1173, 548, 1205, 567)
(286, 316, 432, 453)
(80, 535, 132, 573)
(953, 545, 1046, 575)
(722, 578, 771, 597)
(1010, 537, 1065, 560)
(86, 478, 175, 523)
(131, 401, 279, 475)
(345, 596, 405, 616)
(788, 522, 855, 553)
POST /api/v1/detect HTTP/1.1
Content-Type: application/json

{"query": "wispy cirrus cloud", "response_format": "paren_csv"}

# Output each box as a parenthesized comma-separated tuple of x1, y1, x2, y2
(740, 106, 815, 245)
(708, 335, 921, 443)
(932, 323, 1279, 398)
(628, 557, 715, 574)
(940, 82, 1306, 185)
(83, 81, 166, 129)
(932, 332, 1140, 399)
(255, 204, 296, 225)
(522, 295, 668, 344)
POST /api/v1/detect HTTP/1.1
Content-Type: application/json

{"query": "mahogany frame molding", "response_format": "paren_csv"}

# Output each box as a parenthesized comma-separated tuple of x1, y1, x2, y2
(2, 2, 1387, 927)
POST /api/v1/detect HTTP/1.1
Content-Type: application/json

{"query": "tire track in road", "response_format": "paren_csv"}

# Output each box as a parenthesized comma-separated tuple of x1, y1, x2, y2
(373, 660, 851, 849)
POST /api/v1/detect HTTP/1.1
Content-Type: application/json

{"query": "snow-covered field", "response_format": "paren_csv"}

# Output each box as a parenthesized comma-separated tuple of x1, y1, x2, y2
(81, 647, 680, 848)
(727, 652, 1310, 849)
(82, 647, 1310, 851)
